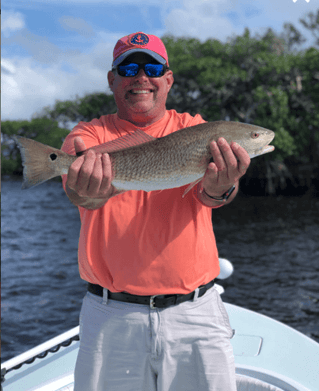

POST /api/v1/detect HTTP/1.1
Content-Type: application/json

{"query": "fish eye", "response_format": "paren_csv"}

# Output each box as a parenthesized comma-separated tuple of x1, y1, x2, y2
(251, 132, 259, 139)
(50, 153, 57, 161)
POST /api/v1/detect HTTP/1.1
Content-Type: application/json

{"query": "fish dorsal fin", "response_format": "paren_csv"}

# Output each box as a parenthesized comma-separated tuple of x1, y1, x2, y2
(89, 129, 156, 155)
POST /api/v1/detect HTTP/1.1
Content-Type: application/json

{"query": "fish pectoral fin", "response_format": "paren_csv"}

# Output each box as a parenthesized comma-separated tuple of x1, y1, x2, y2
(92, 129, 156, 154)
(182, 178, 203, 198)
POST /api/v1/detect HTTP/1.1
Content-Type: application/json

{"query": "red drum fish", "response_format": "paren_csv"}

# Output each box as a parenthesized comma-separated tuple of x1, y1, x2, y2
(15, 121, 275, 196)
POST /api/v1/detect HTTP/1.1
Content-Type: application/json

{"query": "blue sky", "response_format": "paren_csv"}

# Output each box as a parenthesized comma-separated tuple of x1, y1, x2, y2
(2, 0, 318, 122)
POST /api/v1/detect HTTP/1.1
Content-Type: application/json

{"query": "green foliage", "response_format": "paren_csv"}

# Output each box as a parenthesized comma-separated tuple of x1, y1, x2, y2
(41, 93, 117, 125)
(162, 18, 319, 194)
(251, 87, 296, 160)
(162, 24, 318, 167)
(1, 152, 19, 176)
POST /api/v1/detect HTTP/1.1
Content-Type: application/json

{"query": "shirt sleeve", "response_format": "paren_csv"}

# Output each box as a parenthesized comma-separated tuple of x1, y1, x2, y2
(186, 113, 207, 127)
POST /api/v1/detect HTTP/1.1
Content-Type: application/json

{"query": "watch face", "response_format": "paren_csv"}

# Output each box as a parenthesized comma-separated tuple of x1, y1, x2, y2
(224, 185, 236, 200)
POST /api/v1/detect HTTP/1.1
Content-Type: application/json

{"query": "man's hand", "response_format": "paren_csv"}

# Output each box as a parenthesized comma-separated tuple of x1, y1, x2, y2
(198, 137, 251, 206)
(65, 137, 116, 209)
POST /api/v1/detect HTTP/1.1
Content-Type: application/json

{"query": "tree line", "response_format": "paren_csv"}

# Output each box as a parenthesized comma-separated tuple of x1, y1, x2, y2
(2, 10, 319, 196)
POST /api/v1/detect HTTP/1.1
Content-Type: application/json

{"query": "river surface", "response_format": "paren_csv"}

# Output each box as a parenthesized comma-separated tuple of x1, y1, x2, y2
(1, 179, 319, 362)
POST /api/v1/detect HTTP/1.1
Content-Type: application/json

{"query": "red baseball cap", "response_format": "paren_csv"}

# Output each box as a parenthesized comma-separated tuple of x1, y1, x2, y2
(112, 32, 169, 67)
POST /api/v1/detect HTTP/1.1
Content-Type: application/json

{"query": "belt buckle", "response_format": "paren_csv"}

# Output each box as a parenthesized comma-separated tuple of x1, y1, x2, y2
(150, 295, 158, 309)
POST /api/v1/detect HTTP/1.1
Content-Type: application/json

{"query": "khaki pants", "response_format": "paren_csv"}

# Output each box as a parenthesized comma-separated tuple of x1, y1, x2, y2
(74, 286, 236, 391)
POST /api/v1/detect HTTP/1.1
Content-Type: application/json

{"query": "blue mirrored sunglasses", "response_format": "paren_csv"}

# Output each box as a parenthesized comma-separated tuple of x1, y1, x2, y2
(113, 63, 168, 78)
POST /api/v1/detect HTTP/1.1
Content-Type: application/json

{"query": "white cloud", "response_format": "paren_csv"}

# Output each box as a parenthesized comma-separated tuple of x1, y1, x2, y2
(164, 0, 318, 44)
(1, 59, 17, 75)
(164, 0, 239, 42)
(2, 10, 26, 37)
(59, 16, 96, 38)
(1, 27, 132, 121)
(5, 30, 73, 64)
(1, 37, 115, 121)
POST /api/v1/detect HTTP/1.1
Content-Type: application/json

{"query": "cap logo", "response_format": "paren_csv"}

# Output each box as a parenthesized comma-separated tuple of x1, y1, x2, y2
(130, 33, 149, 46)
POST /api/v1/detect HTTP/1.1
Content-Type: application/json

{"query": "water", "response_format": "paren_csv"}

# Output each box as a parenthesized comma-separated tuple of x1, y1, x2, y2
(1, 179, 319, 362)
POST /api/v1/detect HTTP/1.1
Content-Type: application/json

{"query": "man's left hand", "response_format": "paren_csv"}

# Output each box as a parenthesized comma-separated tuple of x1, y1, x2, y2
(201, 137, 251, 197)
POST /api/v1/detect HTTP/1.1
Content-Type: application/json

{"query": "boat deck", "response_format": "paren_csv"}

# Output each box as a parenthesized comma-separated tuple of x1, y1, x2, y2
(2, 299, 319, 391)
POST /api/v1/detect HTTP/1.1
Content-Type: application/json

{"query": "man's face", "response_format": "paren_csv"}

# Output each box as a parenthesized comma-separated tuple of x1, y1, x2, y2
(108, 52, 174, 126)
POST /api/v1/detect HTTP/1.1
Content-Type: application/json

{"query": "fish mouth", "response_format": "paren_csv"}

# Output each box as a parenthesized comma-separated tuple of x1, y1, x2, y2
(249, 144, 275, 159)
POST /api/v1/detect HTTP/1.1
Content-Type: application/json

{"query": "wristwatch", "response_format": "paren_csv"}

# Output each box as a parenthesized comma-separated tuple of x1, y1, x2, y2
(203, 185, 236, 202)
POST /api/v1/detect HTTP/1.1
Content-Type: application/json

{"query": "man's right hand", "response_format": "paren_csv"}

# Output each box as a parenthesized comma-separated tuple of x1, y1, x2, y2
(65, 137, 115, 209)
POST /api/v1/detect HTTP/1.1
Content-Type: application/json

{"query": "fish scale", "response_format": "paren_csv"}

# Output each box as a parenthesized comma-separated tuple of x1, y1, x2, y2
(109, 122, 274, 193)
(14, 121, 275, 195)
(111, 137, 202, 190)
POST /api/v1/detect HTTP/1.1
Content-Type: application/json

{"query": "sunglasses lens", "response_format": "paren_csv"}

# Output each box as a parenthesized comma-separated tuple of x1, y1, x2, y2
(144, 64, 165, 77)
(117, 63, 165, 77)
(118, 63, 139, 77)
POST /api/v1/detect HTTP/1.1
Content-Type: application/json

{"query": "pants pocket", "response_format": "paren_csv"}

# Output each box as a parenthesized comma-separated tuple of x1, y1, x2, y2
(214, 290, 234, 339)
(78, 294, 88, 341)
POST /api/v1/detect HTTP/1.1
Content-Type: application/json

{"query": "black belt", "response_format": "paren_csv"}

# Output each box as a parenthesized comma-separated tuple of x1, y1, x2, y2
(88, 280, 215, 309)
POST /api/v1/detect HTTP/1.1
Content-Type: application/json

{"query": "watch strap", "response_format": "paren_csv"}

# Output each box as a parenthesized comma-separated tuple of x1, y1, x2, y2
(203, 185, 236, 202)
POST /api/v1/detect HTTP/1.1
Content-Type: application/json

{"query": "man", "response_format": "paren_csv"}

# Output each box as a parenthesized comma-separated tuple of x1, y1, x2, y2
(61, 32, 250, 391)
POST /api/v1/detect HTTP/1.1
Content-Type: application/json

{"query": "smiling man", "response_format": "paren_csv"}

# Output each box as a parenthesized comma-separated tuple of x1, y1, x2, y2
(61, 32, 250, 391)
(110, 54, 171, 126)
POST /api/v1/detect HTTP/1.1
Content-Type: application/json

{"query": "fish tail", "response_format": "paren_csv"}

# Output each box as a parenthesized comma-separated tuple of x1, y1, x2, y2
(14, 136, 73, 189)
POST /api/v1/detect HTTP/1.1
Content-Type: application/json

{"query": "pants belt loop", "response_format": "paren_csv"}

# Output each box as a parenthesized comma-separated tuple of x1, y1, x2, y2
(192, 287, 200, 302)
(102, 288, 109, 305)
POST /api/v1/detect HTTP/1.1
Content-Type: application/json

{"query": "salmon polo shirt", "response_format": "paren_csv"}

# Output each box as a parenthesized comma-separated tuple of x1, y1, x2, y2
(61, 109, 221, 295)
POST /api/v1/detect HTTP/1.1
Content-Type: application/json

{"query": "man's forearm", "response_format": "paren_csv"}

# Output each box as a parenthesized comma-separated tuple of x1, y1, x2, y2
(65, 184, 112, 210)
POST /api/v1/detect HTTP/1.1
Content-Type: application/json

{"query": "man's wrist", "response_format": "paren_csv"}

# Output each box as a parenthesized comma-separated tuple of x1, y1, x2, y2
(195, 185, 226, 208)
(202, 188, 225, 202)
(202, 185, 236, 202)
(65, 184, 114, 209)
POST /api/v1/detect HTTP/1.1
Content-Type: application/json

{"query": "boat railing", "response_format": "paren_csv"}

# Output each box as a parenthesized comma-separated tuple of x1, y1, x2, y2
(1, 326, 79, 387)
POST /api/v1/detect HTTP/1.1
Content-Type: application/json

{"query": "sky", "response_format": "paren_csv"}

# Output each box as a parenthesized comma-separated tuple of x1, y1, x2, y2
(2, 0, 318, 123)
